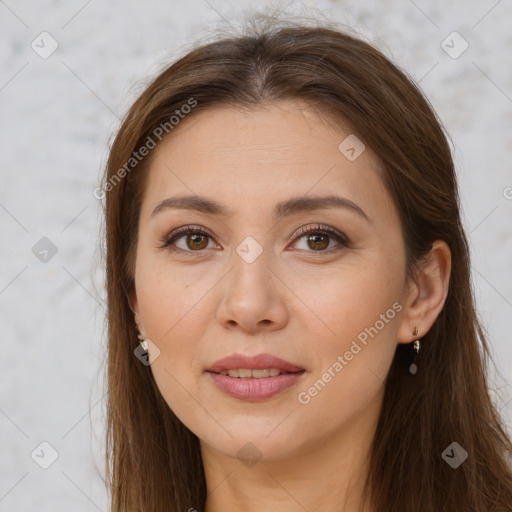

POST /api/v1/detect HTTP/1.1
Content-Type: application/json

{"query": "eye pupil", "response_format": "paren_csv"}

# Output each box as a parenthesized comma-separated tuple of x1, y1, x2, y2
(307, 233, 329, 251)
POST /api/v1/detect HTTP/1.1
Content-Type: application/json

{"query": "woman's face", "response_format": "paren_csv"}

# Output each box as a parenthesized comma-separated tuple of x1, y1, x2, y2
(132, 100, 413, 462)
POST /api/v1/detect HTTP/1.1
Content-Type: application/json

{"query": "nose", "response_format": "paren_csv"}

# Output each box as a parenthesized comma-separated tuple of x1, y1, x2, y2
(215, 246, 290, 334)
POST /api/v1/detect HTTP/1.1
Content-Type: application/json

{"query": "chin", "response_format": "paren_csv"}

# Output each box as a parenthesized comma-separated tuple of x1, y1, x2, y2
(197, 422, 306, 463)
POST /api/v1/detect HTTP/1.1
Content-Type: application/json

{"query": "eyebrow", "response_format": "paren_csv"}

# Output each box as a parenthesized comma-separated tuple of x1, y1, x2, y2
(151, 194, 371, 222)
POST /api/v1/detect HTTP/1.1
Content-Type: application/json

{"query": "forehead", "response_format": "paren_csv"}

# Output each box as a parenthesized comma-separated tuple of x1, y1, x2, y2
(141, 101, 394, 223)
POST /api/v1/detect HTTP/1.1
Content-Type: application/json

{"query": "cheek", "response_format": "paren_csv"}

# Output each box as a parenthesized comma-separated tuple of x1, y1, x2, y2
(290, 253, 403, 343)
(134, 258, 219, 419)
(138, 284, 209, 432)
(290, 258, 402, 408)
(135, 255, 217, 342)
(292, 313, 400, 440)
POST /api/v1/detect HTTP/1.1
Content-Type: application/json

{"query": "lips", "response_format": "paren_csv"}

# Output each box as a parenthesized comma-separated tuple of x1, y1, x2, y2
(206, 353, 305, 374)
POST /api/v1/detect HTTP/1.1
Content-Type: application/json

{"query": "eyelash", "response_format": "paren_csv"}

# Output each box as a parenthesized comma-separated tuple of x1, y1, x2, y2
(158, 224, 350, 255)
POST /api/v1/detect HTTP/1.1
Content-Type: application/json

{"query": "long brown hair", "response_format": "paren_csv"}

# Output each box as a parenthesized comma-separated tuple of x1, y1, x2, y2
(100, 17, 512, 512)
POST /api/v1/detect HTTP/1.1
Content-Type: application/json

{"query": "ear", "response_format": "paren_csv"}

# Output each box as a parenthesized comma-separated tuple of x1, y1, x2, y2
(397, 240, 451, 343)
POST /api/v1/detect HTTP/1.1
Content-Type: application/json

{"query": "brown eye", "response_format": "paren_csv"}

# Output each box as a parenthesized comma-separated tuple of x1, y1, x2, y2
(306, 233, 330, 251)
(160, 225, 218, 253)
(186, 233, 209, 250)
(291, 224, 350, 253)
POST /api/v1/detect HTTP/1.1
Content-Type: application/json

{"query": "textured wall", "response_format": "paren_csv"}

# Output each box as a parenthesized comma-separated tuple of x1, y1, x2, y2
(1, 0, 511, 510)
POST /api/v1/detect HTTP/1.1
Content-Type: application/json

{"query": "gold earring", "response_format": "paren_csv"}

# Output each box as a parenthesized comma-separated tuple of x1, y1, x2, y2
(409, 327, 421, 375)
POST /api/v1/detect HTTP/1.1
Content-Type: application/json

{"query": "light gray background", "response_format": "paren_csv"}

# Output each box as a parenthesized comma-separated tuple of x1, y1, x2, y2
(1, 0, 511, 510)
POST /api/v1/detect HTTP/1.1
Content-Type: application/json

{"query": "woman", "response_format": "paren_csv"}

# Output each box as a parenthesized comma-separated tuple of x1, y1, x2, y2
(100, 18, 512, 512)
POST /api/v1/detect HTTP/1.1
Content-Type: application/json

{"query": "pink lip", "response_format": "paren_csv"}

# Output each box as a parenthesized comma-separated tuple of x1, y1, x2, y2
(205, 353, 306, 401)
(207, 371, 306, 401)
(206, 353, 305, 373)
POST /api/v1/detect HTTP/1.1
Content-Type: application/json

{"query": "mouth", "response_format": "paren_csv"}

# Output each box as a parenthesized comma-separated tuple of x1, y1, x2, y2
(205, 353, 306, 400)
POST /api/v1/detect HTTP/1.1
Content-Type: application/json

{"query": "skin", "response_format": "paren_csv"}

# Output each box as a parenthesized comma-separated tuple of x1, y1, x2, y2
(131, 100, 451, 511)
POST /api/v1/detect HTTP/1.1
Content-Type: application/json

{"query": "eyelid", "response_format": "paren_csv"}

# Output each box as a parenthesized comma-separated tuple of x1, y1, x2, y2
(289, 223, 349, 244)
(166, 224, 212, 240)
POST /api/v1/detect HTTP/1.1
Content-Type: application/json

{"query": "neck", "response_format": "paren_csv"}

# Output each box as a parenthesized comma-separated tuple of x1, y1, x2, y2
(201, 399, 379, 512)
